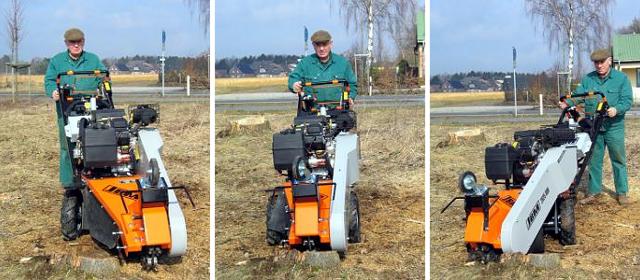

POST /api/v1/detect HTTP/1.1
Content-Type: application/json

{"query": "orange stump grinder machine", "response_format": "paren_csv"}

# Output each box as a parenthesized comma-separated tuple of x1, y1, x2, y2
(266, 79, 361, 256)
(442, 92, 610, 262)
(57, 70, 194, 270)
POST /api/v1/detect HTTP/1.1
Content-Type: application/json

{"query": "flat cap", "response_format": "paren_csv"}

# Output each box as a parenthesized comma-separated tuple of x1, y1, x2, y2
(311, 30, 331, 43)
(64, 28, 84, 41)
(590, 48, 611, 61)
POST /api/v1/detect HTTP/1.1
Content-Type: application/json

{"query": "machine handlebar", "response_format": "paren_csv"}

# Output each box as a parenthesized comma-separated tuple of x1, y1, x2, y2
(298, 79, 352, 112)
(302, 79, 349, 87)
(56, 69, 110, 87)
(557, 91, 610, 141)
(559, 91, 606, 102)
(56, 69, 110, 78)
(559, 91, 609, 114)
(55, 69, 114, 117)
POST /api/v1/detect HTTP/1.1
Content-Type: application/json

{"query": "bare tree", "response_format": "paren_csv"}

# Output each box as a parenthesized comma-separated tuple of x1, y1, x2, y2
(525, 0, 613, 91)
(384, 4, 418, 61)
(332, 0, 416, 95)
(184, 0, 209, 35)
(5, 0, 24, 103)
(618, 17, 640, 34)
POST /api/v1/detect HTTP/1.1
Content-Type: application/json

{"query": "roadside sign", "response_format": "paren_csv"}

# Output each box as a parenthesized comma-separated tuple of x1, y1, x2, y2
(304, 26, 308, 42)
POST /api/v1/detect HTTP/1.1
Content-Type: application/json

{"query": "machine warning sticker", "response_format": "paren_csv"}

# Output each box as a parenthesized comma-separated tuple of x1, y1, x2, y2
(103, 185, 139, 200)
(526, 187, 550, 230)
(500, 195, 516, 206)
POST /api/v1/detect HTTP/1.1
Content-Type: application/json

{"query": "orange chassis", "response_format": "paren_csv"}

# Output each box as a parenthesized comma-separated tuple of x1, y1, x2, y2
(464, 188, 521, 251)
(83, 175, 172, 256)
(281, 179, 334, 246)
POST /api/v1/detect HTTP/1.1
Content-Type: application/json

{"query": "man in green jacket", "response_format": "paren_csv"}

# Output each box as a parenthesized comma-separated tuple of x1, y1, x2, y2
(44, 28, 106, 190)
(560, 48, 633, 205)
(288, 30, 357, 107)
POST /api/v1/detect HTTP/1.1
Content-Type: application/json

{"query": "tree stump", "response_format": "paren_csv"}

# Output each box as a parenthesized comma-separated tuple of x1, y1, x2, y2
(436, 128, 485, 148)
(301, 251, 341, 268)
(501, 252, 560, 268)
(217, 116, 271, 138)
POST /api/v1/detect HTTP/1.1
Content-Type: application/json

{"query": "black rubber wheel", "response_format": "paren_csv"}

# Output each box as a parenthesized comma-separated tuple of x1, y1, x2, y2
(348, 191, 361, 243)
(60, 190, 82, 241)
(266, 188, 290, 245)
(528, 228, 545, 253)
(149, 158, 160, 187)
(559, 197, 576, 245)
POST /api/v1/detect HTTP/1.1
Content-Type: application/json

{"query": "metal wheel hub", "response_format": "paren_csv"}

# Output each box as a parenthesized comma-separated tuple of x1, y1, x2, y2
(141, 247, 162, 271)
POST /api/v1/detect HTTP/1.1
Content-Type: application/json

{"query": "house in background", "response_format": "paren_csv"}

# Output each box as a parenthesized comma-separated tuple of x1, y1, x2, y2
(251, 61, 286, 78)
(415, 9, 425, 79)
(228, 63, 255, 78)
(613, 33, 640, 103)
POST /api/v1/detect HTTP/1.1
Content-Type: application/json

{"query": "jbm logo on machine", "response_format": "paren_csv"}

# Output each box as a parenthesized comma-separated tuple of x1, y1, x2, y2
(103, 185, 139, 200)
(526, 187, 550, 230)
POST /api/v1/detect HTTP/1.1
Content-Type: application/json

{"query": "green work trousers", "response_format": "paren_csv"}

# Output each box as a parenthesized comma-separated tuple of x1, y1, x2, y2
(55, 105, 77, 189)
(588, 125, 629, 195)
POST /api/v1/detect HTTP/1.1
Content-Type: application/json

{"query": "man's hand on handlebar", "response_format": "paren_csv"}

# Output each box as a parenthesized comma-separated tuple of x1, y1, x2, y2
(293, 81, 303, 94)
(52, 90, 60, 101)
(558, 101, 568, 109)
(607, 107, 617, 118)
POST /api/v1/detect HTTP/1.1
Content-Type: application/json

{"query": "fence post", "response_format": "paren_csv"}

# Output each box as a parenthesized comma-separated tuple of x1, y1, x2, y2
(187, 75, 191, 96)
(28, 67, 31, 98)
(539, 94, 543, 115)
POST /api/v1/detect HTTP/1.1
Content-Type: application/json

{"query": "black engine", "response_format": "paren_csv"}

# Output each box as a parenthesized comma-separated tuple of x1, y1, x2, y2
(272, 109, 356, 174)
(485, 126, 576, 186)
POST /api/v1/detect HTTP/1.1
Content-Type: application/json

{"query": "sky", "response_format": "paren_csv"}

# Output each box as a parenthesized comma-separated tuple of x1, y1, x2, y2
(431, 0, 640, 75)
(2, 0, 209, 61)
(215, 0, 426, 59)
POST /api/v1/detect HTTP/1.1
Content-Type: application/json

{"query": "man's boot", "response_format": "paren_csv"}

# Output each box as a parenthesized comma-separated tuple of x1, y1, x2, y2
(617, 193, 631, 206)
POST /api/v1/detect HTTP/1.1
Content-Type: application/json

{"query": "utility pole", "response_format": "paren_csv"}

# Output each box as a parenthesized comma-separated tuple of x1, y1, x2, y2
(160, 30, 166, 97)
(304, 26, 308, 56)
(513, 46, 518, 117)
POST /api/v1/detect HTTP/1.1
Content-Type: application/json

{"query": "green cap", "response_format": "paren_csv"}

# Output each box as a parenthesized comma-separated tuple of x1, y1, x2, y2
(64, 28, 84, 41)
(311, 30, 331, 43)
(590, 48, 611, 61)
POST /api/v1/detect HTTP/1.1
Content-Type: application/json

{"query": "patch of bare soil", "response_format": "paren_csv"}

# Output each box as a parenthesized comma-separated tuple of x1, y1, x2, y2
(0, 101, 210, 279)
(215, 106, 425, 279)
(431, 120, 640, 278)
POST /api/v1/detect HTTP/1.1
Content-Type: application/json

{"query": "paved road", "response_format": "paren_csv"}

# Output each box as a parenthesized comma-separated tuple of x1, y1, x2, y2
(0, 86, 210, 103)
(215, 92, 424, 112)
(430, 105, 640, 124)
(431, 105, 537, 116)
(0, 86, 208, 95)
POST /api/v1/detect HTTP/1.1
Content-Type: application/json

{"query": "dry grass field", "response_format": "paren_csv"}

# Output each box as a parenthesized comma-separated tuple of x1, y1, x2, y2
(215, 77, 288, 95)
(0, 101, 209, 279)
(0, 73, 159, 92)
(431, 119, 640, 278)
(215, 106, 425, 279)
(430, 91, 505, 107)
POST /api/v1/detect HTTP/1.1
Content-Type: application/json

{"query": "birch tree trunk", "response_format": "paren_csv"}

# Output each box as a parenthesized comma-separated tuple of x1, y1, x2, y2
(567, 2, 574, 92)
(366, 0, 374, 96)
